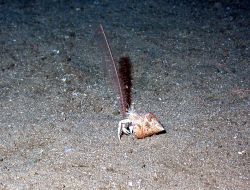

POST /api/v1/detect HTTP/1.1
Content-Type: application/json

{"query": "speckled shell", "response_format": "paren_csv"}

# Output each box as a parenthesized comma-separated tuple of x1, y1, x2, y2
(128, 112, 165, 139)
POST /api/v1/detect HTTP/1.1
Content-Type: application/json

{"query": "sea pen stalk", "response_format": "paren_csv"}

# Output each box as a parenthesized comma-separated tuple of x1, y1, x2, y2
(99, 24, 127, 118)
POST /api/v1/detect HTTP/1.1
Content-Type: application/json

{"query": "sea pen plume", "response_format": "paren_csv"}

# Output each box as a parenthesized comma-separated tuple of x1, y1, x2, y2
(99, 24, 133, 118)
(118, 56, 132, 114)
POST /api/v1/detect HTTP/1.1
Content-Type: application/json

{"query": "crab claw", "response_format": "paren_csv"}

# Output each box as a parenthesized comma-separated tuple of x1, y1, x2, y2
(118, 119, 132, 141)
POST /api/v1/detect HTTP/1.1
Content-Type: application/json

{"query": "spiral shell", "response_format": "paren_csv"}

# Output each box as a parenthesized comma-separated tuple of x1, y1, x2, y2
(128, 112, 165, 139)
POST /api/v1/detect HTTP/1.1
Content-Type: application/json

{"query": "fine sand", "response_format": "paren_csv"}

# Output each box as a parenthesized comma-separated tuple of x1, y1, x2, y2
(0, 1, 249, 189)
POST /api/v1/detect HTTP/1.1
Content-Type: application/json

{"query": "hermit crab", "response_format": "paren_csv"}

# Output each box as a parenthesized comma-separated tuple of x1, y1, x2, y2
(118, 111, 165, 140)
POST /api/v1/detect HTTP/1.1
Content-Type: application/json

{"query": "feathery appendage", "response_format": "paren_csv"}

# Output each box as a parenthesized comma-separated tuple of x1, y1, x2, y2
(99, 24, 132, 118)
(118, 56, 132, 114)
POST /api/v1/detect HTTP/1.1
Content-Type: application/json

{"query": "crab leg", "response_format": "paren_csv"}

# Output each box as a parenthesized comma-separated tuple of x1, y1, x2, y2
(118, 119, 132, 140)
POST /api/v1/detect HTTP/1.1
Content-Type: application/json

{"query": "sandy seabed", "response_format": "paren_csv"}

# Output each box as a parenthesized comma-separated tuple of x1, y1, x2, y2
(0, 0, 249, 189)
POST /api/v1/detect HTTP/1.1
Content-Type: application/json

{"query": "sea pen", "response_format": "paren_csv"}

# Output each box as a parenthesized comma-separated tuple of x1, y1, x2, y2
(99, 24, 132, 118)
(99, 24, 164, 140)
